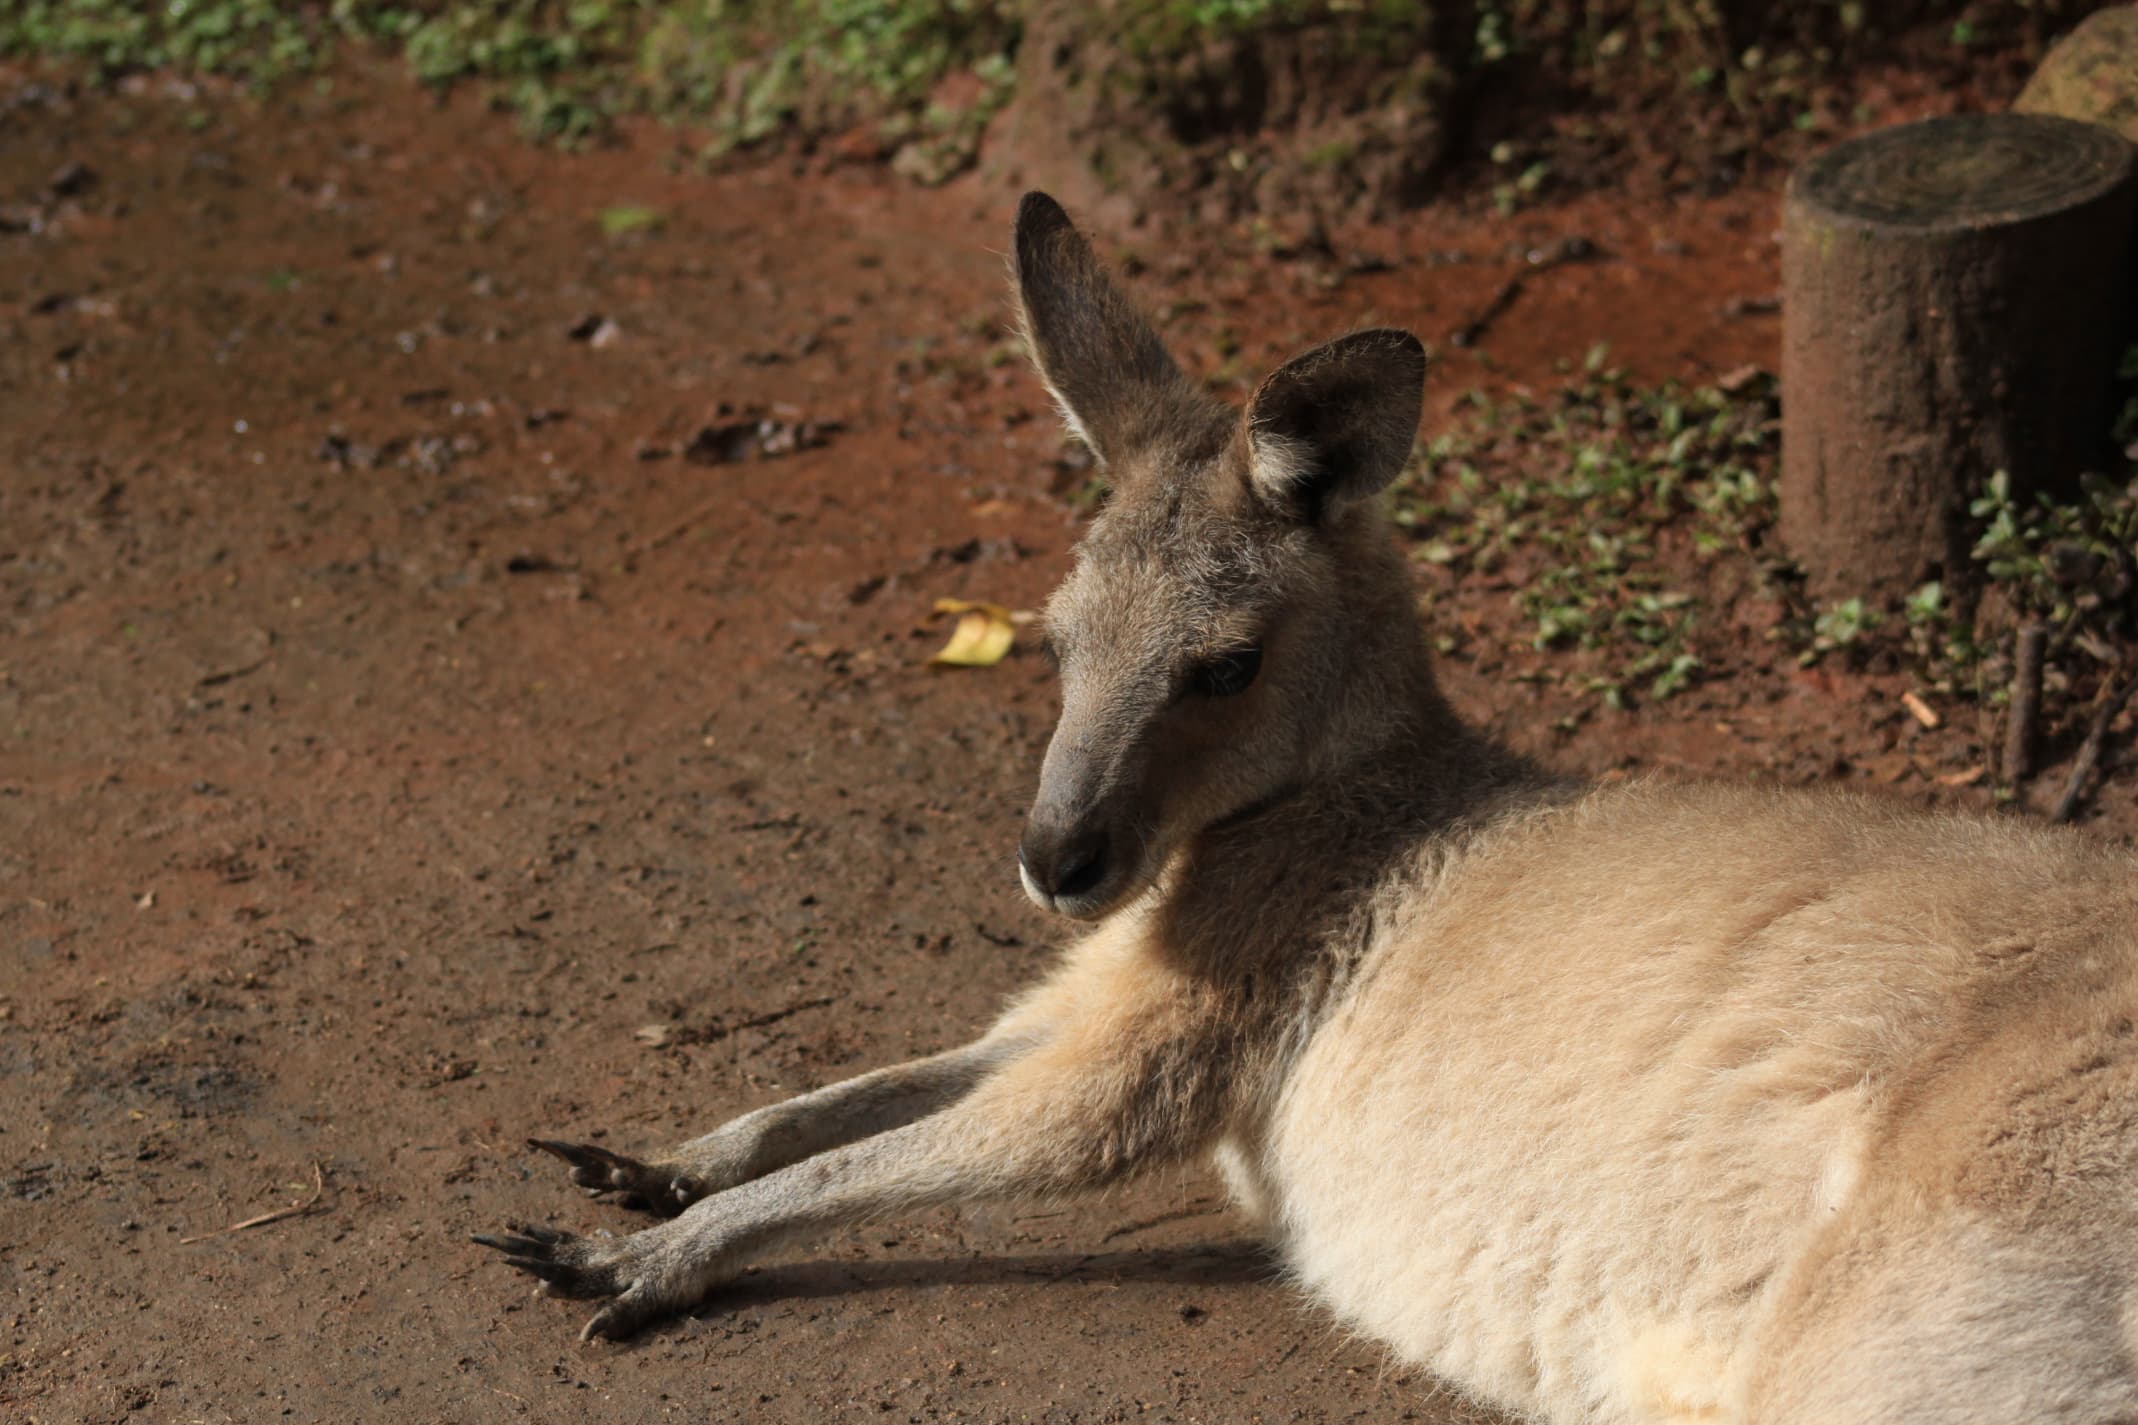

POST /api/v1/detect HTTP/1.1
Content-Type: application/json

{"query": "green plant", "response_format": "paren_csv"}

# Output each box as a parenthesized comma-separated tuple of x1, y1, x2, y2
(598, 203, 665, 236)
(4, 0, 2076, 175)
(638, 0, 1021, 176)
(1804, 343, 2138, 729)
(392, 1, 642, 140)
(1, 0, 320, 84)
(1391, 363, 1780, 709)
(1801, 596, 1877, 665)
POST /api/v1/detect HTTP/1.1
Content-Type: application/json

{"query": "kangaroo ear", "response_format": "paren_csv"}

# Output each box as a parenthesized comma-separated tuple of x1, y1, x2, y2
(1245, 329, 1427, 522)
(1012, 192, 1201, 467)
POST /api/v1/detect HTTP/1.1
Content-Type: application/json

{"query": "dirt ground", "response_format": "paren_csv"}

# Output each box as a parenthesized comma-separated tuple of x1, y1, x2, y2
(2, 54, 2115, 1425)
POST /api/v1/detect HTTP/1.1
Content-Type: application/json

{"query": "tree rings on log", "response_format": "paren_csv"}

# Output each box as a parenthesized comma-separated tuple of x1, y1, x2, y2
(1780, 113, 2136, 606)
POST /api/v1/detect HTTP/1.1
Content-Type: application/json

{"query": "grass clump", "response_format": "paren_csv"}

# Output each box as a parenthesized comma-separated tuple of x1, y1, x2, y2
(1813, 348, 2138, 725)
(373, 2, 645, 141)
(0, 0, 2083, 190)
(1969, 465, 2138, 640)
(1114, 0, 1434, 59)
(1931, 459, 2138, 724)
(0, 1, 1025, 157)
(1395, 338, 2138, 734)
(0, 1, 646, 139)
(361, 2, 645, 142)
(2, 0, 323, 84)
(639, 0, 1020, 177)
(1392, 352, 1779, 710)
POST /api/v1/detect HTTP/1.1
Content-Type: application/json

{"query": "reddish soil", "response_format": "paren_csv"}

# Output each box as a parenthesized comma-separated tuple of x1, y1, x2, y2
(3, 57, 2118, 1425)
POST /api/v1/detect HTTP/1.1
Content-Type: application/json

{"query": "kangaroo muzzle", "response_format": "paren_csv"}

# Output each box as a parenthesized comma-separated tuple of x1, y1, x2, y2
(1019, 818, 1112, 908)
(1019, 729, 1145, 918)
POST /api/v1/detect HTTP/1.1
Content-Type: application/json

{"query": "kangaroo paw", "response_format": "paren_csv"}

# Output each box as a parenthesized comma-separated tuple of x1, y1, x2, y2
(527, 1138, 703, 1215)
(473, 1216, 726, 1340)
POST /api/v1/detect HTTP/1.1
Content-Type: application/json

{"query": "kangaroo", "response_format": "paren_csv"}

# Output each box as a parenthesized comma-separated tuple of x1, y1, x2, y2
(479, 192, 2138, 1424)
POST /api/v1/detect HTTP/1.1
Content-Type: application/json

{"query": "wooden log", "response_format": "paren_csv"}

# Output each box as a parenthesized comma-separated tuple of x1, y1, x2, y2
(1780, 113, 2137, 607)
(2017, 5, 2138, 145)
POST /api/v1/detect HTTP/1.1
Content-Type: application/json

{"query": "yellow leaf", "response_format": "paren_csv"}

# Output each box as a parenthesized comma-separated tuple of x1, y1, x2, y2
(930, 598, 1016, 667)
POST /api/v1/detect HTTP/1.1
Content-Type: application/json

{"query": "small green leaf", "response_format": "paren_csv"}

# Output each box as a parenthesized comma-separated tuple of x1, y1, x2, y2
(598, 204, 664, 237)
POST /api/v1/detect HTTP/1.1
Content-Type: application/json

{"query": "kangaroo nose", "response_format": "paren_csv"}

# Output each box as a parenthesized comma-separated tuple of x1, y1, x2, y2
(1019, 824, 1111, 903)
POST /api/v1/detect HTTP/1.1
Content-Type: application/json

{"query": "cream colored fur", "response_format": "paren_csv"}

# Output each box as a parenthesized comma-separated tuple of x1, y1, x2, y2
(479, 195, 2138, 1423)
(1268, 783, 2138, 1422)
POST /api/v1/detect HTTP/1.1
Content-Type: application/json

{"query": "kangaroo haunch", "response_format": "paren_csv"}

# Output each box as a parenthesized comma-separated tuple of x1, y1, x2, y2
(480, 192, 2138, 1425)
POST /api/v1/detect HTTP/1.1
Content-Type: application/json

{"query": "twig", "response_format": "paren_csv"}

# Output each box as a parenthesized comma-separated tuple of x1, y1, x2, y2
(1448, 237, 1599, 349)
(1449, 275, 1525, 349)
(1900, 690, 1940, 730)
(725, 995, 838, 1036)
(195, 655, 270, 689)
(180, 1163, 327, 1244)
(669, 995, 840, 1047)
(195, 629, 277, 688)
(2050, 667, 2138, 823)
(2004, 622, 2048, 784)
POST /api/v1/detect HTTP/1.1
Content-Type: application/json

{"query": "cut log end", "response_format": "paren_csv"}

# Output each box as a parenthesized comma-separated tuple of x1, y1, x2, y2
(1780, 113, 2138, 607)
(1791, 112, 2134, 232)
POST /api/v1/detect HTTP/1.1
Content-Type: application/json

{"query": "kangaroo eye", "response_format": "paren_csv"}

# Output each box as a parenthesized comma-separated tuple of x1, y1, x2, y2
(1187, 645, 1263, 699)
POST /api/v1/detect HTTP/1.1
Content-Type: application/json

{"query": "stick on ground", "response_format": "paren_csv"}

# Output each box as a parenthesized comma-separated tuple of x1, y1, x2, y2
(180, 1163, 328, 1245)
(2050, 667, 2138, 823)
(2005, 622, 2049, 784)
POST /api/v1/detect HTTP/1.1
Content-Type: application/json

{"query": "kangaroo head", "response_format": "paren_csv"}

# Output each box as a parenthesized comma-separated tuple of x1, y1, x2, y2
(1011, 192, 1430, 919)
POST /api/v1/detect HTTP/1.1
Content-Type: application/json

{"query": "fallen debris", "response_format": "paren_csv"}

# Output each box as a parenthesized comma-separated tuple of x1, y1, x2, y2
(565, 313, 621, 347)
(2004, 622, 2049, 783)
(930, 598, 1017, 667)
(180, 1163, 328, 1245)
(197, 629, 275, 689)
(48, 160, 95, 198)
(1449, 238, 1603, 349)
(503, 554, 568, 575)
(315, 433, 380, 469)
(683, 416, 840, 465)
(2050, 664, 2138, 822)
(1722, 294, 1782, 318)
(639, 996, 840, 1048)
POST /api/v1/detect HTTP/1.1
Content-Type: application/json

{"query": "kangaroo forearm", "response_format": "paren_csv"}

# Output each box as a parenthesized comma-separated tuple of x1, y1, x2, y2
(722, 1038, 1227, 1252)
(672, 1031, 1041, 1181)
